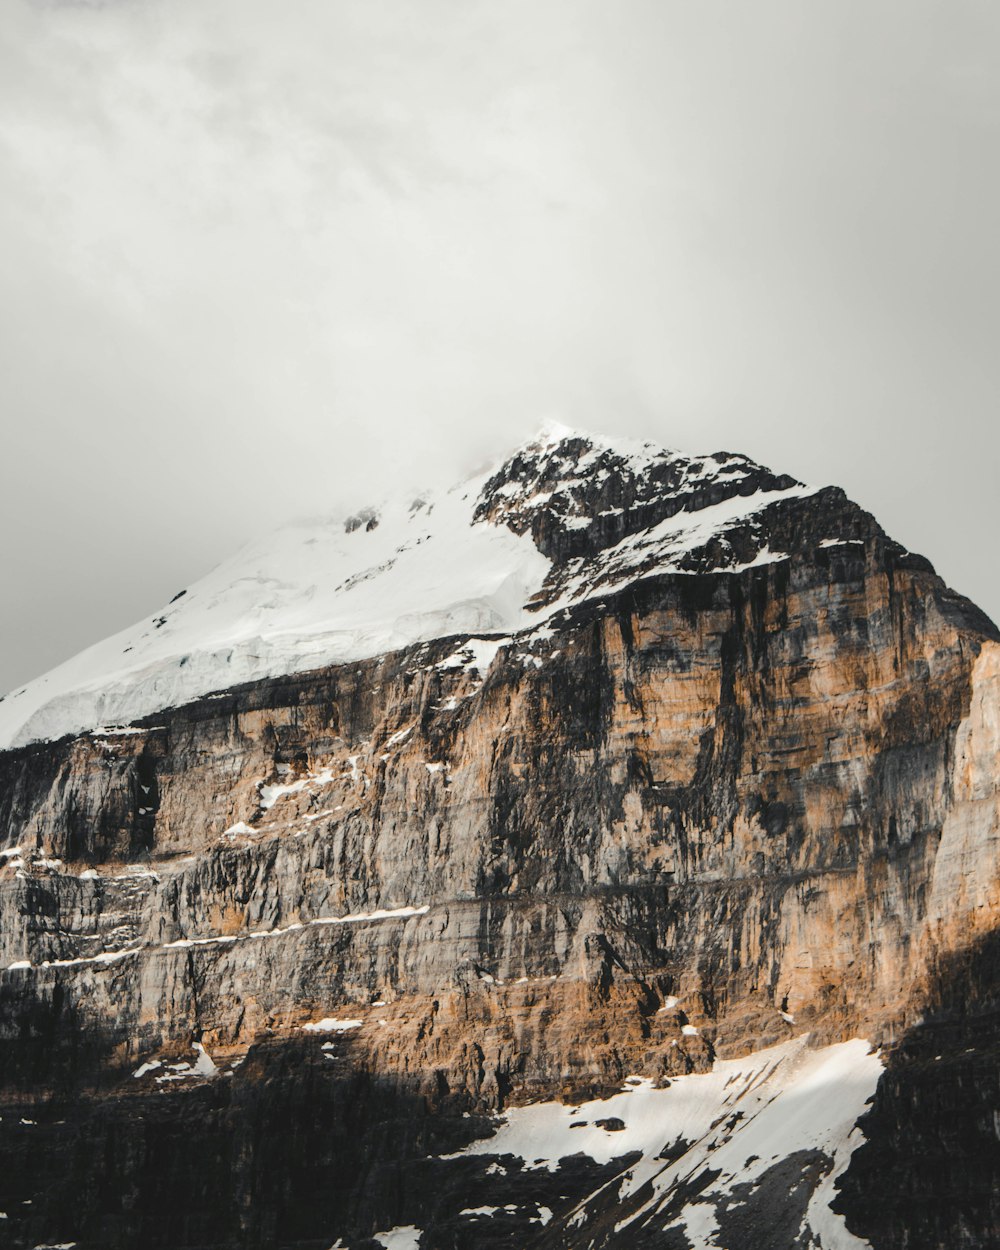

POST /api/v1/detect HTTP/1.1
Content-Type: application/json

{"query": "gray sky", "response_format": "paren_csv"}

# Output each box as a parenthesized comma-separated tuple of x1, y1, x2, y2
(2, 0, 998, 695)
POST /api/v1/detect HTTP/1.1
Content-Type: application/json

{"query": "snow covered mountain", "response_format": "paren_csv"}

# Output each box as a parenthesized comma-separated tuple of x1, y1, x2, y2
(1, 426, 827, 749)
(0, 425, 997, 1249)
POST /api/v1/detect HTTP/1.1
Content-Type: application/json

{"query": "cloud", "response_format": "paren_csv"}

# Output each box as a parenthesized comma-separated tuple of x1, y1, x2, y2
(2, 0, 999, 691)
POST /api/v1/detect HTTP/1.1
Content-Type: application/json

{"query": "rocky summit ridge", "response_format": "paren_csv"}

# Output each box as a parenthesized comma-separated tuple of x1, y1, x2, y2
(0, 428, 999, 1249)
(3, 427, 850, 750)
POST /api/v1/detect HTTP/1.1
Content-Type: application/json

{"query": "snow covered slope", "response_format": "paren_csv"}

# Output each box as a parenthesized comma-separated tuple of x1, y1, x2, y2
(450, 1034, 883, 1249)
(0, 472, 548, 750)
(0, 426, 820, 750)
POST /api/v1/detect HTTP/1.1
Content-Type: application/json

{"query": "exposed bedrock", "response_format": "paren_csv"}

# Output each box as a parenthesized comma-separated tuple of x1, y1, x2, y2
(1, 483, 999, 1246)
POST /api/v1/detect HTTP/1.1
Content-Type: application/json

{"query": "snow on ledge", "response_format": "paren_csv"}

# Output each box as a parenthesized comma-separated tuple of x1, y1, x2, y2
(3, 905, 431, 975)
(302, 1018, 362, 1033)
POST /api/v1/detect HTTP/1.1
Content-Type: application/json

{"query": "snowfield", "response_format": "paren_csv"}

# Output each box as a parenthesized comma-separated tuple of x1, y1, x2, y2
(451, 1035, 882, 1249)
(0, 470, 549, 749)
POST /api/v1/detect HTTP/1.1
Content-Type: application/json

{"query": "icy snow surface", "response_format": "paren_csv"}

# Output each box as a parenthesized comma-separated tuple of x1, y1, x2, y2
(0, 466, 547, 750)
(302, 1018, 363, 1033)
(132, 1043, 219, 1085)
(371, 1227, 422, 1250)
(0, 429, 817, 749)
(452, 1035, 882, 1249)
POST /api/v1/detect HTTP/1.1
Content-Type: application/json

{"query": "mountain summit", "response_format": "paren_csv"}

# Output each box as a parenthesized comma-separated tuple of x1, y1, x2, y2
(0, 428, 901, 749)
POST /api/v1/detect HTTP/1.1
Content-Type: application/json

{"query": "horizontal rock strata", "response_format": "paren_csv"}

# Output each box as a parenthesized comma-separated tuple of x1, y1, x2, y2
(1, 434, 998, 1247)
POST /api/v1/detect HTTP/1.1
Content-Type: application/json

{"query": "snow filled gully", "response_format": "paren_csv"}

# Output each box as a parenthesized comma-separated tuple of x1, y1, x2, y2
(445, 1034, 883, 1249)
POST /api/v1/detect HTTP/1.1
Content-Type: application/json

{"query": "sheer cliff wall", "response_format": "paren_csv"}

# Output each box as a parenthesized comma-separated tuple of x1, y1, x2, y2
(1, 533, 996, 1106)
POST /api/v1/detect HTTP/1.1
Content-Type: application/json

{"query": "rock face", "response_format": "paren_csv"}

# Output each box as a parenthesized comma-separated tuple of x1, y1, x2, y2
(0, 429, 998, 1249)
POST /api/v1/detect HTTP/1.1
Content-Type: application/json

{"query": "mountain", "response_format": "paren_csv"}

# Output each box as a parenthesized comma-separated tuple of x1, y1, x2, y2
(0, 427, 998, 1249)
(0, 425, 817, 750)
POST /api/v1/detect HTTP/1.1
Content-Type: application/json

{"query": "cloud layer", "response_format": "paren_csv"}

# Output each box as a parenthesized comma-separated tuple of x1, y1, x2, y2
(2, 0, 998, 690)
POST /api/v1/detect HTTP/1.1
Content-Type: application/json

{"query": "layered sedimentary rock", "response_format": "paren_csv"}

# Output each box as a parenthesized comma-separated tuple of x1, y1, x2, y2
(0, 429, 998, 1249)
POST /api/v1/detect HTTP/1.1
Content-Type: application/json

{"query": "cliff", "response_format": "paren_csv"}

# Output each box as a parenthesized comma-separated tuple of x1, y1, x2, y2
(0, 429, 997, 1249)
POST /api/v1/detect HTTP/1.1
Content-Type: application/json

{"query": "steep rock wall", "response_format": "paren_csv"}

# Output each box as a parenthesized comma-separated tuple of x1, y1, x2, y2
(1, 539, 995, 1067)
(1, 488, 999, 1247)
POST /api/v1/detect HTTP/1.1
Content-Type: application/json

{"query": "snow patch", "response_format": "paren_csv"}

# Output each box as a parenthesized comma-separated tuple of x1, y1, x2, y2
(222, 821, 255, 837)
(259, 766, 335, 811)
(372, 1226, 422, 1249)
(543, 484, 818, 616)
(436, 636, 507, 677)
(150, 1043, 219, 1084)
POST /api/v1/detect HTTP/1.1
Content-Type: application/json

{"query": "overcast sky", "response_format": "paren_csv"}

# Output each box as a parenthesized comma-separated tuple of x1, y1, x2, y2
(1, 0, 998, 694)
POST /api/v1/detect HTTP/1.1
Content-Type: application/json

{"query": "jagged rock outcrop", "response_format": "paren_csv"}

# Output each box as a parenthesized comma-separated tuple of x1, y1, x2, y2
(0, 429, 998, 1249)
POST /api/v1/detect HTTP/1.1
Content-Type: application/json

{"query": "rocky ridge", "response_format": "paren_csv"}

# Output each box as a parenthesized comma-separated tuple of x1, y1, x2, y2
(0, 429, 998, 1249)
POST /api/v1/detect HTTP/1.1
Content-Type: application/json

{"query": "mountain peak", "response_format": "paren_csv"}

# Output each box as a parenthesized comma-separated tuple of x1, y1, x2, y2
(0, 429, 893, 750)
(477, 428, 805, 562)
(530, 419, 662, 457)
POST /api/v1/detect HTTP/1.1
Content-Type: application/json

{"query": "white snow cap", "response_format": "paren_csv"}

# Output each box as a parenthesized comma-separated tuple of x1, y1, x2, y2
(0, 427, 816, 750)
